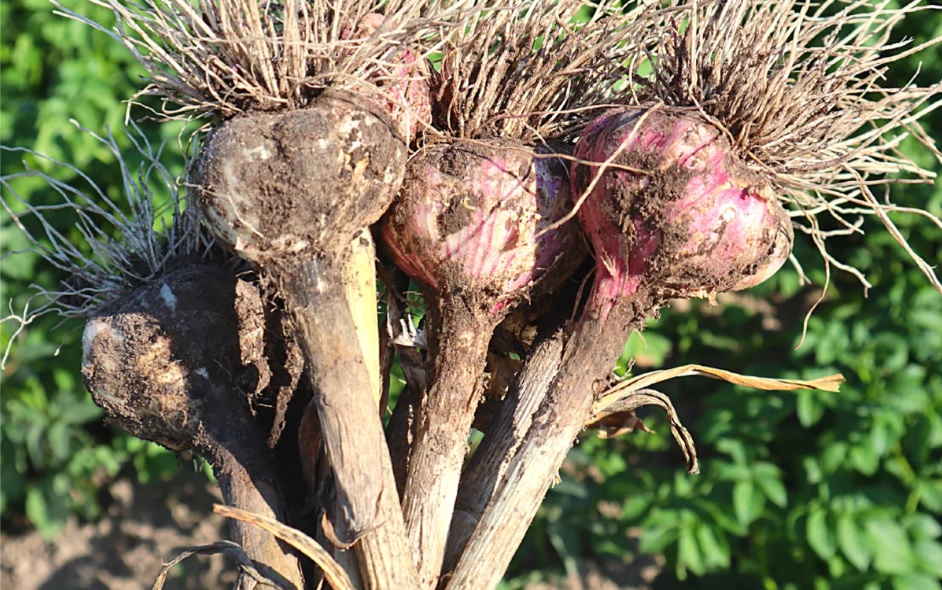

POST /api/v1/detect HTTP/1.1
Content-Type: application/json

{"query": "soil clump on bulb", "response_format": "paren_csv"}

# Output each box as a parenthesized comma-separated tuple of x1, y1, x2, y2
(196, 94, 405, 267)
(82, 262, 306, 588)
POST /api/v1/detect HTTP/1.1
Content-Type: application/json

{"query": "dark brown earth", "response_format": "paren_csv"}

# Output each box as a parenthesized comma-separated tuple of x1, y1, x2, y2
(0, 469, 661, 590)
(1, 469, 232, 590)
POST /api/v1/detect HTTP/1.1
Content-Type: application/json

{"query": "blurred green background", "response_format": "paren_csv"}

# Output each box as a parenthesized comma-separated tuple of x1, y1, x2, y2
(2, 1, 940, 589)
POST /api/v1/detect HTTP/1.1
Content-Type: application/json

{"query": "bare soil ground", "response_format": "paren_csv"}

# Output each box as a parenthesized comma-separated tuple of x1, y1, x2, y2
(1, 467, 235, 590)
(1, 467, 662, 590)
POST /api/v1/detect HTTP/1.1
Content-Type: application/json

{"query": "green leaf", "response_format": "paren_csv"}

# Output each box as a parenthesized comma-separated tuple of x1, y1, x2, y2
(797, 390, 825, 427)
(733, 479, 764, 526)
(755, 470, 788, 508)
(618, 331, 672, 371)
(866, 515, 915, 574)
(638, 520, 679, 554)
(804, 457, 824, 484)
(820, 441, 849, 475)
(712, 460, 753, 481)
(916, 479, 942, 513)
(891, 572, 941, 590)
(913, 540, 942, 578)
(46, 422, 72, 463)
(693, 497, 747, 536)
(837, 512, 872, 571)
(904, 514, 942, 541)
(849, 442, 880, 476)
(25, 485, 69, 539)
(678, 521, 705, 577)
(58, 396, 103, 426)
(696, 521, 731, 569)
(639, 511, 680, 554)
(621, 495, 649, 520)
(807, 508, 837, 560)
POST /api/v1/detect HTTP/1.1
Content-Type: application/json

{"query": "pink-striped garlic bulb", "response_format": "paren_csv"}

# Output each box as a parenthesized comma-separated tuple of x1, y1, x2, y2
(573, 108, 792, 319)
(378, 137, 585, 588)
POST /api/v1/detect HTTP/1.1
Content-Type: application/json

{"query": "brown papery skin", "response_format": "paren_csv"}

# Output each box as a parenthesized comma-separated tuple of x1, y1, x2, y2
(380, 139, 583, 589)
(195, 93, 419, 590)
(445, 293, 656, 590)
(444, 108, 792, 588)
(81, 263, 305, 590)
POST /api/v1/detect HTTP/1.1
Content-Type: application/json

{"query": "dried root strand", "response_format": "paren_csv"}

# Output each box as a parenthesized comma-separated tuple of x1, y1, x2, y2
(151, 540, 280, 590)
(0, 121, 211, 367)
(626, 0, 942, 291)
(587, 387, 699, 475)
(215, 505, 357, 590)
(430, 0, 668, 142)
(55, 0, 470, 121)
(588, 364, 847, 475)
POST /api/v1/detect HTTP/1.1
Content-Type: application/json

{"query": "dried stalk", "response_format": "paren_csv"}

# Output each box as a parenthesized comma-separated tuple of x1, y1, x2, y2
(216, 505, 358, 590)
(447, 296, 656, 590)
(382, 4, 652, 585)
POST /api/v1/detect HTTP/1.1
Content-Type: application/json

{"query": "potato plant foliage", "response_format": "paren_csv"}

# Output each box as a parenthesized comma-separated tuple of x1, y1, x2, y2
(2, 1, 941, 589)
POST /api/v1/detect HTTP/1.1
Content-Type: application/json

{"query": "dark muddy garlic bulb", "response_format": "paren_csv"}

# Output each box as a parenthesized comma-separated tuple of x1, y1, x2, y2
(194, 91, 418, 589)
(81, 263, 303, 588)
(195, 93, 404, 268)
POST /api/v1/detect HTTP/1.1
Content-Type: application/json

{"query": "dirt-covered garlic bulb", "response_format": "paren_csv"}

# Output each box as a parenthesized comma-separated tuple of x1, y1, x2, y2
(447, 0, 942, 586)
(574, 108, 793, 318)
(64, 2, 456, 586)
(82, 264, 304, 588)
(2, 125, 305, 589)
(382, 140, 582, 315)
(379, 137, 584, 587)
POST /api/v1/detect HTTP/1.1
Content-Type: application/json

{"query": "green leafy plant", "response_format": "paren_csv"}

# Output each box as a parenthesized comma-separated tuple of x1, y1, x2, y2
(1, 0, 187, 538)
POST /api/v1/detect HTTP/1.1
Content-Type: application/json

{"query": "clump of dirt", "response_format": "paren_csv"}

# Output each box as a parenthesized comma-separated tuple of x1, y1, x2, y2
(82, 263, 266, 455)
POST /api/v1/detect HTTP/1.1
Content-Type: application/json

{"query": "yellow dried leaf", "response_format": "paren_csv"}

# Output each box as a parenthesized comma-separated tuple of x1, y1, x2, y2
(214, 504, 356, 590)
